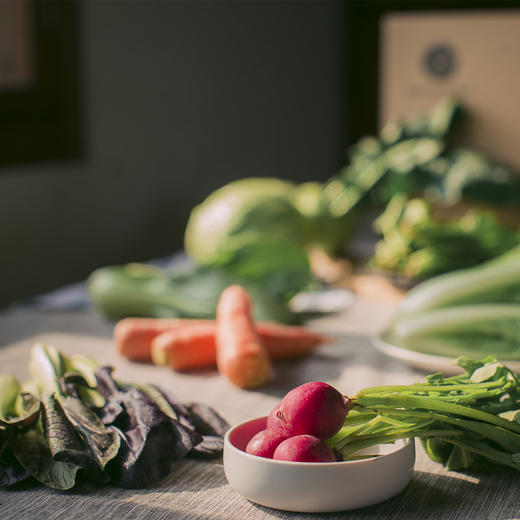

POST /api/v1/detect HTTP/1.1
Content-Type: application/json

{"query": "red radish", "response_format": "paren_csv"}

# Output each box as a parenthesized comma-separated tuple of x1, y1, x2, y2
(273, 434, 336, 462)
(245, 428, 291, 459)
(215, 285, 273, 389)
(266, 403, 284, 431)
(278, 382, 348, 439)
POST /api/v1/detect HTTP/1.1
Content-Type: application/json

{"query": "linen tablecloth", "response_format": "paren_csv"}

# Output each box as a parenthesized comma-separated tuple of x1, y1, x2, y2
(0, 301, 518, 520)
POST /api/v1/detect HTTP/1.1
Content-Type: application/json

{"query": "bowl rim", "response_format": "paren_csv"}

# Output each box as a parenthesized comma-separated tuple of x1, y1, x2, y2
(224, 415, 414, 468)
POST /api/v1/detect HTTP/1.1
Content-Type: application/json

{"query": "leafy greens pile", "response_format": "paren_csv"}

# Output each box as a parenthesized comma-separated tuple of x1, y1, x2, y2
(330, 357, 520, 472)
(0, 344, 229, 490)
(183, 98, 520, 284)
(348, 99, 520, 280)
(87, 98, 520, 323)
(183, 100, 463, 271)
(371, 194, 520, 280)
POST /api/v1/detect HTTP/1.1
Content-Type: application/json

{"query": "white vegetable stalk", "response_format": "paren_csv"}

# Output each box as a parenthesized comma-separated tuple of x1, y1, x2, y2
(393, 304, 520, 339)
(396, 246, 520, 317)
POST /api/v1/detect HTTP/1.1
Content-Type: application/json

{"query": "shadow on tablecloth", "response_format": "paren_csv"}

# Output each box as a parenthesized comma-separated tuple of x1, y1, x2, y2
(250, 466, 519, 520)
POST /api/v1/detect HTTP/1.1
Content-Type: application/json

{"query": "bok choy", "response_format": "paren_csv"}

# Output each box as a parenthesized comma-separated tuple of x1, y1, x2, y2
(390, 304, 520, 359)
(396, 244, 520, 317)
(386, 246, 520, 360)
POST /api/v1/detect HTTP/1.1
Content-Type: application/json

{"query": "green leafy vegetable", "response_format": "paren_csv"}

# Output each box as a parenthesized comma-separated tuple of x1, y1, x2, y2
(182, 401, 230, 459)
(0, 344, 229, 491)
(395, 245, 520, 317)
(185, 178, 305, 265)
(388, 304, 520, 359)
(371, 195, 520, 280)
(330, 357, 520, 472)
(380, 96, 462, 143)
(10, 429, 81, 490)
(56, 393, 120, 472)
(425, 148, 520, 205)
(87, 259, 307, 324)
(0, 374, 42, 487)
(178, 98, 520, 294)
(40, 392, 90, 467)
(327, 137, 445, 218)
(30, 344, 121, 477)
(0, 375, 40, 429)
(386, 246, 520, 360)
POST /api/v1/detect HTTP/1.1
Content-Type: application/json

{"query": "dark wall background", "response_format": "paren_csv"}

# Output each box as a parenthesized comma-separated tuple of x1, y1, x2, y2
(0, 0, 349, 308)
(3, 0, 517, 308)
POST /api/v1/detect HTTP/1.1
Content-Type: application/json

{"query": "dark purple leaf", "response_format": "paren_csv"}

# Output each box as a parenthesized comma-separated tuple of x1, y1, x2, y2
(0, 441, 30, 486)
(188, 435, 225, 459)
(185, 402, 230, 438)
(94, 368, 200, 488)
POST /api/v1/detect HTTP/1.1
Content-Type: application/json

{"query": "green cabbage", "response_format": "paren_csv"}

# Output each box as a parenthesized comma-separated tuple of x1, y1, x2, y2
(184, 178, 306, 266)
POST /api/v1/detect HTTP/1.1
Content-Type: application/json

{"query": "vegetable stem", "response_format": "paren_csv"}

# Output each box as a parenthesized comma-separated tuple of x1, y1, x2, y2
(331, 357, 520, 472)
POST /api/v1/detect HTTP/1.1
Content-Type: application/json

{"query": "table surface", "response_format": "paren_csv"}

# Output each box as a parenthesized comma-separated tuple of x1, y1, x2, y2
(0, 299, 519, 520)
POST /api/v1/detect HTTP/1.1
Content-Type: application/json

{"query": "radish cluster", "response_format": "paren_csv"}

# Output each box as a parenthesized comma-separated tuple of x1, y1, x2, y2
(245, 381, 349, 462)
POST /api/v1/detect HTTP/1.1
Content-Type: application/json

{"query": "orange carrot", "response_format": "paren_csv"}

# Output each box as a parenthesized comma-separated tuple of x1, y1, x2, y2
(258, 322, 329, 360)
(114, 317, 212, 361)
(151, 323, 216, 369)
(150, 321, 329, 370)
(215, 285, 272, 389)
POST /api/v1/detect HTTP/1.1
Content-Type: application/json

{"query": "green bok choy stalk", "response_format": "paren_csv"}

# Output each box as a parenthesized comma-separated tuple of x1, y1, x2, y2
(385, 245, 520, 360)
(389, 304, 520, 359)
(87, 245, 311, 325)
(395, 244, 520, 317)
(330, 357, 520, 472)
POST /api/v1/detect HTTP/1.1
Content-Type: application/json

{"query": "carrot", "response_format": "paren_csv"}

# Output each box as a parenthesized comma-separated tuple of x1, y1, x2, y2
(114, 317, 212, 361)
(151, 323, 216, 369)
(215, 285, 272, 389)
(257, 322, 329, 360)
(150, 321, 329, 370)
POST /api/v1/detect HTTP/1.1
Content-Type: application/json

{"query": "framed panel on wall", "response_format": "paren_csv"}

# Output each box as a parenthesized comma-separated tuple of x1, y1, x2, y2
(0, 0, 82, 166)
(345, 0, 520, 150)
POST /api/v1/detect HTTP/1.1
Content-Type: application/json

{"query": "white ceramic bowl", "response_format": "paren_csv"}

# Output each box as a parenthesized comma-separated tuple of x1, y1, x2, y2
(223, 416, 415, 513)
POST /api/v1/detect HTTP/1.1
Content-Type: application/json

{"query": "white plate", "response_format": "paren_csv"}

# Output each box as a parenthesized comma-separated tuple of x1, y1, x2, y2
(372, 331, 520, 375)
(224, 416, 415, 513)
